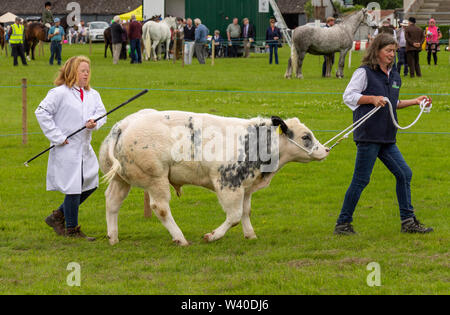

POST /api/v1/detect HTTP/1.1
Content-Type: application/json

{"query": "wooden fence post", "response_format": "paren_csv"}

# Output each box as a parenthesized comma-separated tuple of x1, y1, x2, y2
(22, 78, 27, 145)
(181, 39, 185, 67)
(173, 36, 177, 64)
(211, 40, 215, 66)
(144, 192, 152, 218)
(348, 49, 352, 69)
(39, 40, 44, 57)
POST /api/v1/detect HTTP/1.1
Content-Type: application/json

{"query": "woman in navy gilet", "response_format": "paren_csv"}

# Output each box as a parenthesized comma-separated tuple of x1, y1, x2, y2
(334, 33, 433, 235)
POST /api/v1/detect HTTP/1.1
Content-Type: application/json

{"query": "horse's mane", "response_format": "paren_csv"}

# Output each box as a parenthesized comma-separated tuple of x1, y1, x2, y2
(341, 9, 362, 21)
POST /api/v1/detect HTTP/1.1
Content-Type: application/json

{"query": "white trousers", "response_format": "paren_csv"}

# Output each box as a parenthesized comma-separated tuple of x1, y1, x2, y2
(184, 41, 195, 65)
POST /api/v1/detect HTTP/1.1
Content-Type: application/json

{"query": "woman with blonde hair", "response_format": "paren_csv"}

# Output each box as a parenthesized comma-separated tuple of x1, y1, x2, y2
(35, 56, 107, 241)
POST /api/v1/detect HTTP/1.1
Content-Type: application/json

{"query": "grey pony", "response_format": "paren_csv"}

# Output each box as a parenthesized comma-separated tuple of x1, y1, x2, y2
(285, 8, 375, 79)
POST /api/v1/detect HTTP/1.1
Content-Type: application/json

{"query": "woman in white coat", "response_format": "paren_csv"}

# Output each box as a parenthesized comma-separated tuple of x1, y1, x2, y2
(35, 55, 106, 241)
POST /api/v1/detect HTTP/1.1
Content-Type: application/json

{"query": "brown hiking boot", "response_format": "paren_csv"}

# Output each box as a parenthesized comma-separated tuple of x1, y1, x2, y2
(65, 226, 96, 242)
(45, 210, 65, 236)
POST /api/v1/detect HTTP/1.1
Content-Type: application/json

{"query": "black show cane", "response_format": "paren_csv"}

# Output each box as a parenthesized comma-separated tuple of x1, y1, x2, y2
(24, 89, 148, 167)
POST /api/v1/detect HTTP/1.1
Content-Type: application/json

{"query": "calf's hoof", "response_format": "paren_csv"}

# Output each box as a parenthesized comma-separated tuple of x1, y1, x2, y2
(107, 235, 119, 246)
(173, 239, 190, 246)
(203, 232, 215, 243)
(244, 234, 257, 240)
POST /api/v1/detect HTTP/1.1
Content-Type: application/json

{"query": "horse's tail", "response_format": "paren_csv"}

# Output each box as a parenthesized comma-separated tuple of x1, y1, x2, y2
(143, 23, 152, 60)
(291, 29, 299, 76)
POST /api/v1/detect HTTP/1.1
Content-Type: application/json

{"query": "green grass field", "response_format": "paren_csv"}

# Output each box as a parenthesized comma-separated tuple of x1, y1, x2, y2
(0, 43, 449, 295)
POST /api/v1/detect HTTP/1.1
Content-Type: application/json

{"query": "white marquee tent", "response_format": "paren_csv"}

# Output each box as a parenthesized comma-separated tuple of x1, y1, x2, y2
(0, 12, 18, 23)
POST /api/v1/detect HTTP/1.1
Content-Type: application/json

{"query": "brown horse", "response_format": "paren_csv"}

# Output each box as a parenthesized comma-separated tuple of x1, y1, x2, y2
(0, 25, 5, 51)
(25, 22, 46, 60)
(24, 16, 69, 60)
(104, 27, 112, 58)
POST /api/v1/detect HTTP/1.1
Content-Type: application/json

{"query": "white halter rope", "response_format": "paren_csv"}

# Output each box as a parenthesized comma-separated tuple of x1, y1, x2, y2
(325, 98, 432, 150)
(287, 137, 319, 155)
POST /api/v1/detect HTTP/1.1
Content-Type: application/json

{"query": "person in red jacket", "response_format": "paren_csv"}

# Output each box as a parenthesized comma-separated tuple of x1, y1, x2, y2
(128, 14, 142, 64)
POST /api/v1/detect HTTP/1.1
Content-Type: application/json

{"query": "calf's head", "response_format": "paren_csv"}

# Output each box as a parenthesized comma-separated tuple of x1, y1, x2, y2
(272, 116, 329, 162)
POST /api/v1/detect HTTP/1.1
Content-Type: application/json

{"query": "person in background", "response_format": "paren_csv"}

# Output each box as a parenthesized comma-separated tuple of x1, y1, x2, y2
(373, 20, 397, 39)
(174, 17, 184, 60)
(111, 16, 124, 64)
(424, 18, 442, 66)
(212, 30, 223, 57)
(242, 18, 255, 58)
(396, 19, 409, 76)
(335, 33, 433, 235)
(227, 17, 241, 58)
(8, 17, 27, 66)
(48, 17, 65, 66)
(405, 17, 425, 78)
(36, 56, 107, 241)
(128, 14, 142, 64)
(78, 21, 87, 44)
(42, 1, 54, 31)
(120, 22, 128, 60)
(322, 17, 335, 77)
(265, 18, 281, 65)
(183, 18, 196, 65)
(68, 26, 77, 45)
(194, 18, 209, 64)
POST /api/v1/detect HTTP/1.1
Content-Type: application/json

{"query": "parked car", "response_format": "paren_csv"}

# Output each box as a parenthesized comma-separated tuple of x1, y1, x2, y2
(87, 21, 109, 42)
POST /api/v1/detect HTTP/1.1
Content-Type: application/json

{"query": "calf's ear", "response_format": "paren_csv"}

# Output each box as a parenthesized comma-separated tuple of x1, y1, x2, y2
(271, 116, 289, 134)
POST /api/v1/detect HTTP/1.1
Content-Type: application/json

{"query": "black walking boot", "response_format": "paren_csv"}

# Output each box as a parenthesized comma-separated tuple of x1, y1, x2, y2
(401, 217, 433, 234)
(334, 222, 356, 235)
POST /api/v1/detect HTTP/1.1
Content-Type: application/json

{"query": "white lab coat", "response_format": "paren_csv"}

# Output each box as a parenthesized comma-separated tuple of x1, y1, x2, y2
(35, 85, 107, 194)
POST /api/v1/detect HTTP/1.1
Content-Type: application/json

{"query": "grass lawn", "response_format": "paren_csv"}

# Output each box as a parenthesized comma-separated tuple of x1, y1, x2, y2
(0, 43, 449, 294)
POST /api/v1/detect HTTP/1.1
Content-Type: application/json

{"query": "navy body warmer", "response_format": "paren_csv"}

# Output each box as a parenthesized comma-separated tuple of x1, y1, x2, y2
(353, 65, 401, 143)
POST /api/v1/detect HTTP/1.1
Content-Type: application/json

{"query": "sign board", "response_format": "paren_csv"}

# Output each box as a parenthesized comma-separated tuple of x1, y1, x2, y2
(259, 0, 269, 13)
(143, 0, 164, 20)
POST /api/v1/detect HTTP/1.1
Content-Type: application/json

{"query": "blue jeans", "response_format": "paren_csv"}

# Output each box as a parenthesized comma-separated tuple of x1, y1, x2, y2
(322, 54, 335, 76)
(49, 41, 62, 65)
(130, 38, 141, 63)
(397, 47, 408, 75)
(269, 43, 278, 64)
(337, 142, 415, 224)
(57, 188, 96, 228)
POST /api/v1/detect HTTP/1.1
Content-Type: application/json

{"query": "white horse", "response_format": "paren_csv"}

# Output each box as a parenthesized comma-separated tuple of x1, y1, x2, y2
(142, 17, 177, 61)
(285, 9, 377, 79)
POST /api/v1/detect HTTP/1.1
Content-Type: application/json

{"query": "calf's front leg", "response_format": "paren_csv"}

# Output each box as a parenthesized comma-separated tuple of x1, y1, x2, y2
(204, 187, 245, 242)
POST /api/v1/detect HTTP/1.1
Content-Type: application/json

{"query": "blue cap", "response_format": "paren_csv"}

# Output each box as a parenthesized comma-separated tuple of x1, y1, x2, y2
(54, 17, 60, 22)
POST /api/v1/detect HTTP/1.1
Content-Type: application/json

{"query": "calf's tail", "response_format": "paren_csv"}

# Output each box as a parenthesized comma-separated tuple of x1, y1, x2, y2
(100, 123, 123, 184)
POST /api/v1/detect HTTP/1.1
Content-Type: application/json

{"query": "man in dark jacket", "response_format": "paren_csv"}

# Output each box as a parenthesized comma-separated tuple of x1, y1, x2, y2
(111, 16, 124, 64)
(242, 18, 255, 58)
(405, 17, 425, 78)
(128, 14, 142, 64)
